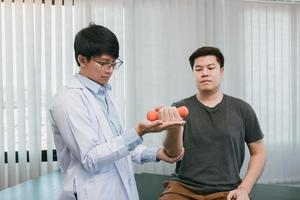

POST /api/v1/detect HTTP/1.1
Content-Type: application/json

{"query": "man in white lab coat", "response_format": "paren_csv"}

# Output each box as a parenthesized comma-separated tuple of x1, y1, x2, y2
(49, 23, 185, 200)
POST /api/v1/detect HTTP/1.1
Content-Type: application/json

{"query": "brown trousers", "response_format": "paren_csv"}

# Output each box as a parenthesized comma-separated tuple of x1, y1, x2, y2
(159, 180, 230, 200)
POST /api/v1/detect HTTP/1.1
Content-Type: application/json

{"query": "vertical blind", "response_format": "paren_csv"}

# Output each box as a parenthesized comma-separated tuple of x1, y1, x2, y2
(224, 0, 300, 183)
(0, 0, 76, 189)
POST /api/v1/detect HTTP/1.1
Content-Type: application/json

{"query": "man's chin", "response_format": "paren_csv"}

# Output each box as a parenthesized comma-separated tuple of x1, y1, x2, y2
(199, 87, 218, 94)
(200, 87, 213, 92)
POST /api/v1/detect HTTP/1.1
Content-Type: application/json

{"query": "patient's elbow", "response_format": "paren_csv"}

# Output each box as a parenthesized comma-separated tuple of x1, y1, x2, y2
(165, 148, 183, 158)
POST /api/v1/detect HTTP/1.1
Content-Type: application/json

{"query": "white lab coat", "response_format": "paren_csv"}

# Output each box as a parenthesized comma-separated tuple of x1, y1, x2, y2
(49, 77, 147, 200)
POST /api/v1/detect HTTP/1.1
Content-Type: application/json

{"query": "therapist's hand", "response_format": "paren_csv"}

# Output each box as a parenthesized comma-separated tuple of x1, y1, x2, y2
(157, 148, 184, 163)
(135, 119, 185, 137)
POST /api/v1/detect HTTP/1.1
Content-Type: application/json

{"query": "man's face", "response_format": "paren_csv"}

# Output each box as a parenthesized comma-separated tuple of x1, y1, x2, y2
(79, 54, 117, 85)
(193, 55, 224, 94)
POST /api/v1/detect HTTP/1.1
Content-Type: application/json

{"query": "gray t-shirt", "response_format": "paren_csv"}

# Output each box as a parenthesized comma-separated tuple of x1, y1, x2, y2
(171, 94, 264, 194)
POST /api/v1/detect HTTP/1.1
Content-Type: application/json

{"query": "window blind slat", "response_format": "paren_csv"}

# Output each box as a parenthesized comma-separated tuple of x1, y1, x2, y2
(24, 0, 40, 179)
(44, 0, 53, 173)
(33, 0, 42, 167)
(0, 1, 6, 190)
(4, 0, 17, 187)
(15, 0, 27, 183)
(33, 0, 43, 176)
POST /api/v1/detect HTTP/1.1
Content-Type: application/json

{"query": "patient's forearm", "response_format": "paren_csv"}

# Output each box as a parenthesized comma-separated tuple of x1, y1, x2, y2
(163, 127, 183, 157)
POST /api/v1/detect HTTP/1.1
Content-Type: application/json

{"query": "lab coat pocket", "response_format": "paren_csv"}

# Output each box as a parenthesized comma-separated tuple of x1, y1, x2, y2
(86, 169, 122, 200)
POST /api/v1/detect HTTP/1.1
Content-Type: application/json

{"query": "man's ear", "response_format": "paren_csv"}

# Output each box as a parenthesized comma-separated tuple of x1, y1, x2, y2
(77, 55, 88, 67)
(221, 67, 224, 73)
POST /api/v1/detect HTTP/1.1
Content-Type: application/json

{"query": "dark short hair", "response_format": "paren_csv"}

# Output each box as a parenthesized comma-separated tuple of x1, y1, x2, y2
(74, 23, 119, 66)
(189, 46, 224, 69)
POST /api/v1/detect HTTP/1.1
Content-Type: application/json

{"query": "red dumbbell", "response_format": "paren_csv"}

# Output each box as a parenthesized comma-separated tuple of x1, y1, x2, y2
(146, 106, 189, 121)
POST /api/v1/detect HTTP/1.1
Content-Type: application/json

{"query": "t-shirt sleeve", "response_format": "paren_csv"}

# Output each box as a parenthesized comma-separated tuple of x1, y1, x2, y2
(171, 100, 185, 108)
(171, 102, 178, 107)
(242, 102, 264, 143)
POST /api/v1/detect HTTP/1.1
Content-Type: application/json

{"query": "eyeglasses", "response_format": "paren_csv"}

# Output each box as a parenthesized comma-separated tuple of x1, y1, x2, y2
(92, 58, 123, 71)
